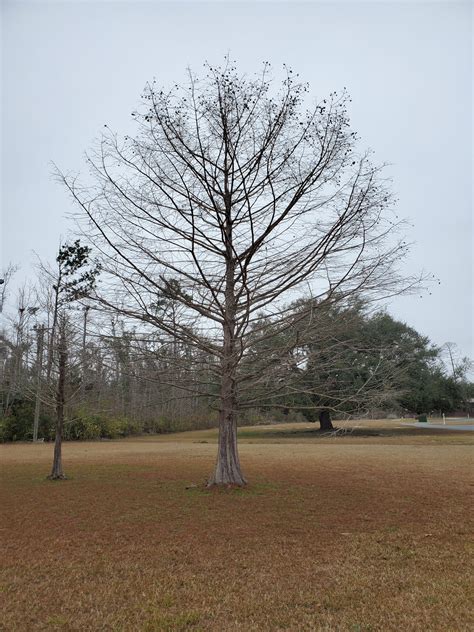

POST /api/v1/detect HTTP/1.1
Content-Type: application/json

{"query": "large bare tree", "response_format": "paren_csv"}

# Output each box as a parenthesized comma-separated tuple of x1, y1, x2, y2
(59, 61, 417, 485)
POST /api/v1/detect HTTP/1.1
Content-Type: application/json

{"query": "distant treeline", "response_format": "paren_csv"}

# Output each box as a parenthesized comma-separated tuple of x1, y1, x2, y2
(1, 264, 471, 442)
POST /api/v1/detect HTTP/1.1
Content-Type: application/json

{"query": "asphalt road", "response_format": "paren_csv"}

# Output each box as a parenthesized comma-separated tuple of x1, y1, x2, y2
(401, 422, 474, 431)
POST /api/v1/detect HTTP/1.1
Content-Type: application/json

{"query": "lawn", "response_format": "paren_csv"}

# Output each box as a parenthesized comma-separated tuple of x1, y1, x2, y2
(1, 420, 473, 631)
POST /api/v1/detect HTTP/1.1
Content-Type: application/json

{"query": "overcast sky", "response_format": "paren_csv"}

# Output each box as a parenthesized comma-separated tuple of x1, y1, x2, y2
(2, 0, 473, 361)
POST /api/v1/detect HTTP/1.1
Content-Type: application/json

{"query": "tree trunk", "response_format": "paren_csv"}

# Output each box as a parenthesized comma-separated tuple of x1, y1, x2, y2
(80, 306, 89, 401)
(208, 217, 246, 486)
(319, 408, 334, 431)
(208, 369, 246, 486)
(33, 324, 45, 442)
(48, 320, 67, 480)
(46, 280, 60, 382)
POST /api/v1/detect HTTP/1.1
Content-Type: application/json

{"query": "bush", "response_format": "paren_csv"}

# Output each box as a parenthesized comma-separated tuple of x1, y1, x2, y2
(63, 414, 102, 440)
(97, 416, 142, 438)
(0, 398, 55, 442)
(0, 400, 140, 442)
(63, 413, 145, 440)
(0, 400, 225, 442)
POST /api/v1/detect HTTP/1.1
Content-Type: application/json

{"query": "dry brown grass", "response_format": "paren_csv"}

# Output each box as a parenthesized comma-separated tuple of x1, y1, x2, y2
(1, 420, 473, 631)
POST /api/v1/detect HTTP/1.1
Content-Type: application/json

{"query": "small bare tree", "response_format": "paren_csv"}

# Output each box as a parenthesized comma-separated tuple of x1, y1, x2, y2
(2, 286, 38, 416)
(44, 241, 100, 479)
(32, 322, 45, 442)
(48, 314, 68, 479)
(59, 61, 418, 485)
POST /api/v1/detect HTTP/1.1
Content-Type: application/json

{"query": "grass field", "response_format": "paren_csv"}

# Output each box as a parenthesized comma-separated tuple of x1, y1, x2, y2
(1, 420, 473, 631)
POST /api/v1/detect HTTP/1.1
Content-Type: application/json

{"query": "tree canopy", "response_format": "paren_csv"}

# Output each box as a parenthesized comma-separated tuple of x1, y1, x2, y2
(56, 61, 421, 484)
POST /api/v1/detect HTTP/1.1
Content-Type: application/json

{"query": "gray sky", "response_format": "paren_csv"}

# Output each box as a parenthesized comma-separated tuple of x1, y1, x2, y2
(2, 0, 473, 360)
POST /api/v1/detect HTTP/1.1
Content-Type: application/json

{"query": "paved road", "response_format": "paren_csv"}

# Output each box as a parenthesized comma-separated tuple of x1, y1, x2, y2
(401, 422, 474, 431)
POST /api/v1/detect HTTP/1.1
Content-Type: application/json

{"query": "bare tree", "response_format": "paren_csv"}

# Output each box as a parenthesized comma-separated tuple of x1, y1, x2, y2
(32, 323, 45, 441)
(0, 264, 18, 314)
(2, 286, 38, 416)
(48, 314, 68, 480)
(443, 342, 473, 383)
(0, 265, 19, 409)
(41, 241, 99, 477)
(59, 61, 419, 485)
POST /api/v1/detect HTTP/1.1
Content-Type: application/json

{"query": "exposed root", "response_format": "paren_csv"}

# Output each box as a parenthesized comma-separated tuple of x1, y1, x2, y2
(47, 473, 67, 480)
(206, 478, 247, 489)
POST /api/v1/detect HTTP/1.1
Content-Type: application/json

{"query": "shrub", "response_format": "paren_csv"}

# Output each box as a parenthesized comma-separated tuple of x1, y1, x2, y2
(0, 397, 54, 442)
(63, 414, 102, 440)
(64, 413, 144, 440)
